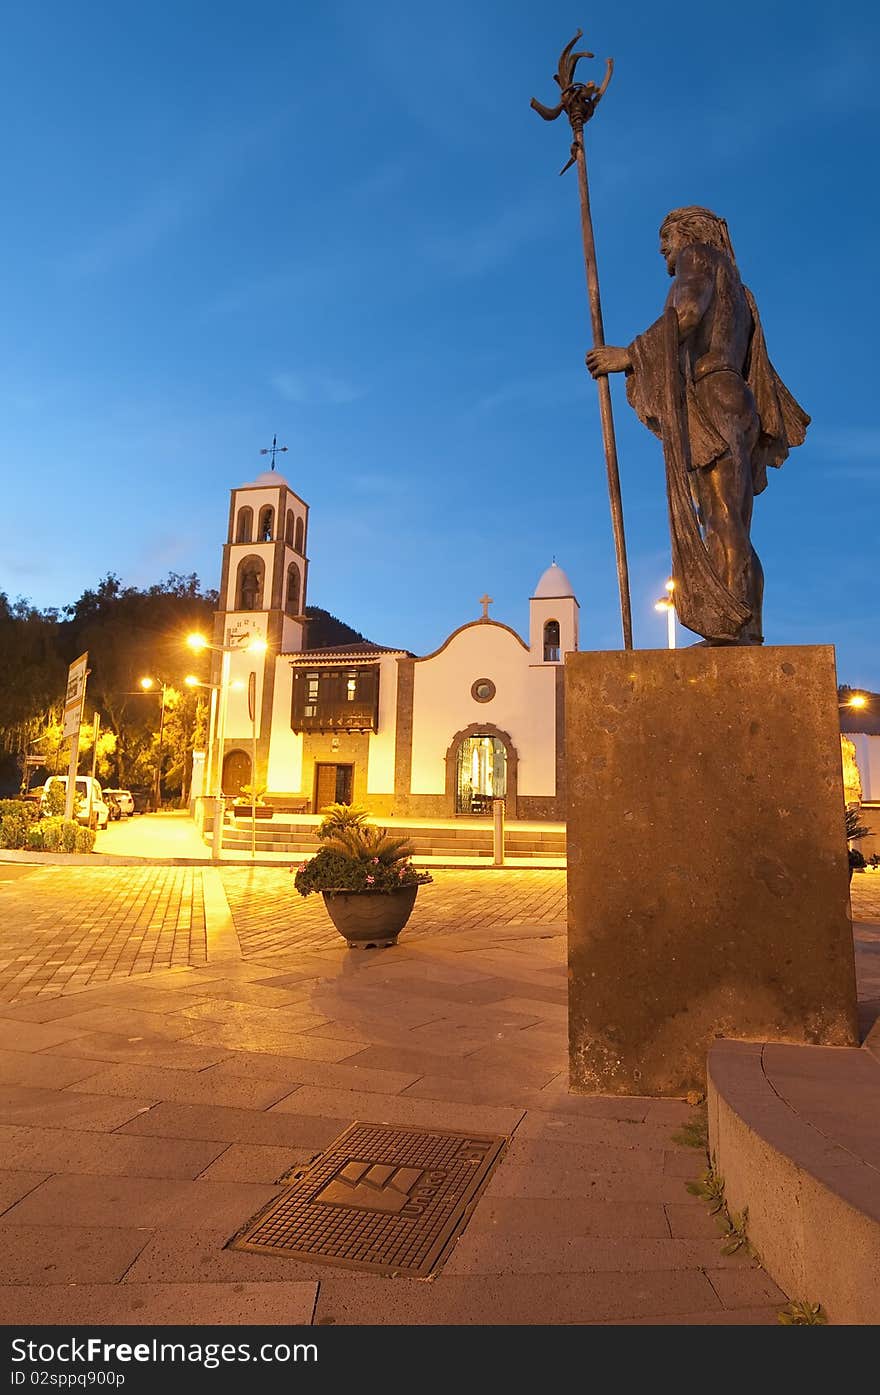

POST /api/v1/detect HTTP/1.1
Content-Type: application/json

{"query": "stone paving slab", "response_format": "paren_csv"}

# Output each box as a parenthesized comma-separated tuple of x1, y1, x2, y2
(0, 1224, 153, 1285)
(310, 1270, 722, 1325)
(65, 1062, 296, 1111)
(0, 1281, 318, 1325)
(0, 1124, 228, 1180)
(116, 1101, 342, 1151)
(1, 1175, 283, 1230)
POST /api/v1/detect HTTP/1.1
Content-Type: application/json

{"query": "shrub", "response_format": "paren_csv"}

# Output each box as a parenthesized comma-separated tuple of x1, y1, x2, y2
(42, 783, 68, 817)
(316, 802, 370, 840)
(0, 799, 39, 823)
(293, 819, 432, 897)
(74, 825, 96, 853)
(0, 800, 39, 849)
(26, 823, 45, 850)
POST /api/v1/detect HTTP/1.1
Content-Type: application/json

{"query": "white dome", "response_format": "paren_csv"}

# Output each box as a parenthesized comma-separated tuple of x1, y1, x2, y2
(243, 470, 289, 488)
(533, 562, 575, 599)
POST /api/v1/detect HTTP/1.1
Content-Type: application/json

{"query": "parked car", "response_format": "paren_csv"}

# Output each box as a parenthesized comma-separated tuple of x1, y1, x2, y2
(127, 786, 152, 814)
(103, 788, 134, 817)
(41, 776, 110, 830)
(104, 791, 123, 821)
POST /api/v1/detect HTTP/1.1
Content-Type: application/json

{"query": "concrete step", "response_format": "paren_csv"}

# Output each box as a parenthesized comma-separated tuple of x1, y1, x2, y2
(709, 1038, 880, 1324)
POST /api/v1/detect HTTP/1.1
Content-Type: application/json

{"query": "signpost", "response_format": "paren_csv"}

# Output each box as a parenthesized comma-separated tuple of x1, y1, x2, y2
(62, 653, 89, 821)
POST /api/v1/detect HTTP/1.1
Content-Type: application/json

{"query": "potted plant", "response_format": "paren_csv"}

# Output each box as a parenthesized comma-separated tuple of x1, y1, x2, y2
(846, 805, 870, 882)
(292, 804, 432, 948)
(232, 785, 274, 819)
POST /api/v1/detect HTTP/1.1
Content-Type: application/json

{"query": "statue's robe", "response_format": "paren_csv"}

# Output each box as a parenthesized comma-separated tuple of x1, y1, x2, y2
(623, 242, 809, 640)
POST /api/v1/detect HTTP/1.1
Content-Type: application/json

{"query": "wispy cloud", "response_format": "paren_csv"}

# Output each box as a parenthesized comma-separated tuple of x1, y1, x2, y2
(62, 108, 296, 279)
(806, 426, 880, 479)
(423, 199, 552, 279)
(272, 371, 366, 406)
(467, 370, 580, 416)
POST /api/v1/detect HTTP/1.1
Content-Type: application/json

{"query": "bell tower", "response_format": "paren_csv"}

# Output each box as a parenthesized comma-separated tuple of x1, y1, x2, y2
(529, 561, 579, 664)
(213, 468, 310, 791)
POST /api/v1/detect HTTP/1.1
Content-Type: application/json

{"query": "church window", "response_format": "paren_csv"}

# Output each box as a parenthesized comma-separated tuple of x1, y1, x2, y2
(285, 563, 301, 616)
(471, 678, 496, 703)
(235, 507, 253, 544)
(235, 555, 265, 611)
(258, 506, 274, 542)
(543, 619, 561, 662)
(294, 517, 305, 554)
(285, 510, 294, 547)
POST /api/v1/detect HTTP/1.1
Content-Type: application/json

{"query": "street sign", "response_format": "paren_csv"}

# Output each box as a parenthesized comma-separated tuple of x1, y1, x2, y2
(62, 653, 89, 739)
(247, 671, 256, 723)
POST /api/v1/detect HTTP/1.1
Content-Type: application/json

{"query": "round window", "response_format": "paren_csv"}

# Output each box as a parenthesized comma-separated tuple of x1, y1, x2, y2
(471, 678, 496, 703)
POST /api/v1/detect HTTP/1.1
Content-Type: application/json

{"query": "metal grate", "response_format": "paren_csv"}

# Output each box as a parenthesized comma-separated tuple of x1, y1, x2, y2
(229, 1121, 507, 1277)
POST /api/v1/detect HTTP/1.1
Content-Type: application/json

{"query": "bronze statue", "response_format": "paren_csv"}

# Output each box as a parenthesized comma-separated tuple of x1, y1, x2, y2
(587, 206, 810, 644)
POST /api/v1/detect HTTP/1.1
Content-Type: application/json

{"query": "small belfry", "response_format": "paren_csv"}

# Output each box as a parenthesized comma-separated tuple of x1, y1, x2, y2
(529, 561, 579, 664)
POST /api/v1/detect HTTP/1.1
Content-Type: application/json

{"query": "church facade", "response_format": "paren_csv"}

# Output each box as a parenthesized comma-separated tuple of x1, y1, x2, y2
(208, 470, 578, 820)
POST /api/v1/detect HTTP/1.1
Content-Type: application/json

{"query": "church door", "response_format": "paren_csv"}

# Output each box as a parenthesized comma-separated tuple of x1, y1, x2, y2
(455, 736, 506, 814)
(222, 750, 251, 797)
(314, 763, 353, 812)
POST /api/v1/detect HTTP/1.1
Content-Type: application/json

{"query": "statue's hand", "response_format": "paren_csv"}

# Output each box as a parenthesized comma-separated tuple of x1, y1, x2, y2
(585, 345, 631, 377)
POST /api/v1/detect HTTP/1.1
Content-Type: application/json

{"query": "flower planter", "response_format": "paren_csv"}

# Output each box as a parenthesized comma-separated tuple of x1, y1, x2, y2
(321, 884, 419, 949)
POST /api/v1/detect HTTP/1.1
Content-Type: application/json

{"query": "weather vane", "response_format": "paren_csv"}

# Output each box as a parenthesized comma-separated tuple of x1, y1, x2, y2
(260, 434, 288, 471)
(531, 30, 632, 650)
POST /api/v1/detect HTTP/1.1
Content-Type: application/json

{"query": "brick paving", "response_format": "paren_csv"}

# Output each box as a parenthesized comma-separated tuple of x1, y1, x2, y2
(220, 867, 567, 960)
(0, 867, 206, 1005)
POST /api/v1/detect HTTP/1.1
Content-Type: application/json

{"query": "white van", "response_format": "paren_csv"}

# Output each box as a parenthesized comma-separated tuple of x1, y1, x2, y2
(41, 776, 110, 830)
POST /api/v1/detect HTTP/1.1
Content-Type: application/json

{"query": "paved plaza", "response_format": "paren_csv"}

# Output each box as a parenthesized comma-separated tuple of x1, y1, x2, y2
(0, 859, 876, 1325)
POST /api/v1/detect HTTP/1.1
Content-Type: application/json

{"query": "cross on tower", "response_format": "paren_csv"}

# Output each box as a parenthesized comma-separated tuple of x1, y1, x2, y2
(479, 594, 493, 620)
(260, 434, 288, 470)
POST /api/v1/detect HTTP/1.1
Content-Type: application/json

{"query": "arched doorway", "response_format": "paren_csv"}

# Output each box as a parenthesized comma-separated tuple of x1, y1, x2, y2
(222, 749, 251, 796)
(455, 734, 507, 814)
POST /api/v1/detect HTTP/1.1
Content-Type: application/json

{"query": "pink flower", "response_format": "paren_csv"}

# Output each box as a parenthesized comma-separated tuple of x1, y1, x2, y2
(371, 857, 379, 864)
(366, 874, 375, 885)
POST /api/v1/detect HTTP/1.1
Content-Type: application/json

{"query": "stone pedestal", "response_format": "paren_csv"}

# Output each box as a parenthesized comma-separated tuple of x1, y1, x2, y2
(566, 645, 858, 1097)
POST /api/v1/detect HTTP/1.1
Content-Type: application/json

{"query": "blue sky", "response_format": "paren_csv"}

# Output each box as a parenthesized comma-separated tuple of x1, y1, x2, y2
(1, 1, 878, 686)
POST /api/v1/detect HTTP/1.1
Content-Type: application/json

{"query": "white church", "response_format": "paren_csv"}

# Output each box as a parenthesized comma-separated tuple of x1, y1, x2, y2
(206, 468, 577, 821)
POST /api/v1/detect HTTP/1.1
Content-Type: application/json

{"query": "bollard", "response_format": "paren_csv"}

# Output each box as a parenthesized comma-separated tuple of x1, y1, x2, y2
(211, 795, 225, 862)
(492, 798, 505, 866)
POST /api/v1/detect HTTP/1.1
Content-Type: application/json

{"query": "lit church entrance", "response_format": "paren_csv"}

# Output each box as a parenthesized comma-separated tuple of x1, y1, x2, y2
(455, 735, 507, 814)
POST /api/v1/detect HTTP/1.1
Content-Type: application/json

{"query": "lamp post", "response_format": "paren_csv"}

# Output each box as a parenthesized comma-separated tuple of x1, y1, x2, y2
(185, 632, 267, 859)
(139, 677, 168, 811)
(654, 578, 676, 649)
(839, 693, 868, 711)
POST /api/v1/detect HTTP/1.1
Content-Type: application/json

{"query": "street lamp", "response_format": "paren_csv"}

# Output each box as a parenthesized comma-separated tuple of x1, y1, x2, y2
(139, 677, 168, 811)
(654, 578, 676, 649)
(839, 693, 868, 710)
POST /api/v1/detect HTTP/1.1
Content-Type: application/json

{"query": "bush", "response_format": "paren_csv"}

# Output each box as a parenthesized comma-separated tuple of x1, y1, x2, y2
(0, 799, 39, 822)
(75, 825, 96, 853)
(42, 783, 68, 817)
(26, 816, 85, 853)
(26, 823, 45, 850)
(0, 800, 39, 849)
(316, 802, 370, 840)
(293, 819, 432, 897)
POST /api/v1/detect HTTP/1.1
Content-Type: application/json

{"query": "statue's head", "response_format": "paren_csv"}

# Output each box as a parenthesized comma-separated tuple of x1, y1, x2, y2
(659, 206, 736, 275)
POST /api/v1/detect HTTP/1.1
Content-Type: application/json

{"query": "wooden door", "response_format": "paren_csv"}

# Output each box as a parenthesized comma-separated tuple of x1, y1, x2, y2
(314, 764, 338, 813)
(335, 765, 354, 805)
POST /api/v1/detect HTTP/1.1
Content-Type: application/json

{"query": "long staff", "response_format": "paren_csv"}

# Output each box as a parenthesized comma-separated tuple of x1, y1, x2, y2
(532, 30, 633, 650)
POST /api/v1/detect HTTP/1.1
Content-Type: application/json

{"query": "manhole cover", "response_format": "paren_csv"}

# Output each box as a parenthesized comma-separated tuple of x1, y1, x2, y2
(229, 1121, 507, 1276)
